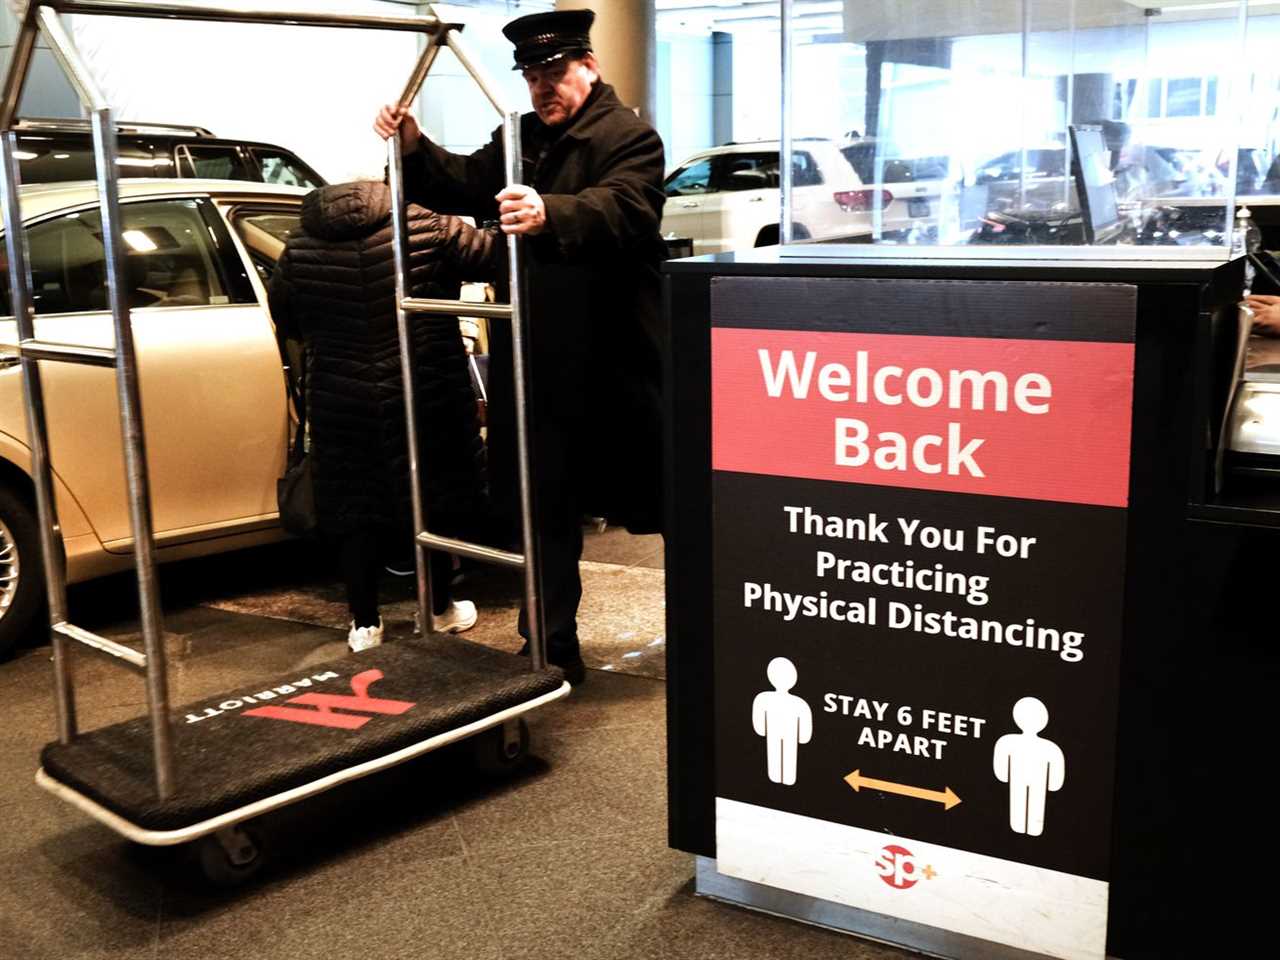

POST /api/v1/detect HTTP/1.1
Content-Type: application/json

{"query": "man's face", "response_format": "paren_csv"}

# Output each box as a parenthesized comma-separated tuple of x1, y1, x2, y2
(522, 54, 598, 127)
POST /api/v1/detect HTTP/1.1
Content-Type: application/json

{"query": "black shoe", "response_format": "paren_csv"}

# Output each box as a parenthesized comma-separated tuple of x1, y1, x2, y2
(555, 655, 586, 687)
(516, 642, 586, 686)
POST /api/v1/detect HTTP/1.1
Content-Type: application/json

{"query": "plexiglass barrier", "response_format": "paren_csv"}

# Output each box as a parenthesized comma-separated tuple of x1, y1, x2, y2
(780, 0, 1278, 257)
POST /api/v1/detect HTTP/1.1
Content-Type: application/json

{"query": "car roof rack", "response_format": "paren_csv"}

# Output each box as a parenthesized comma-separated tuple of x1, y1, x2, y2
(15, 116, 217, 137)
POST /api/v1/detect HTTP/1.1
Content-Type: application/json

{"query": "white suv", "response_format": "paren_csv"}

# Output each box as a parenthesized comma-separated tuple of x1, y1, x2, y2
(661, 139, 874, 254)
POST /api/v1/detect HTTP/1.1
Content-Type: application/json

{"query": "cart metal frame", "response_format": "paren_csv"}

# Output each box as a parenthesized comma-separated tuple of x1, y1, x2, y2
(0, 0, 548, 804)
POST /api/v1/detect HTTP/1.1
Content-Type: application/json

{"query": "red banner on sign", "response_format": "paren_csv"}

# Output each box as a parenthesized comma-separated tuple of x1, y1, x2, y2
(712, 328, 1134, 507)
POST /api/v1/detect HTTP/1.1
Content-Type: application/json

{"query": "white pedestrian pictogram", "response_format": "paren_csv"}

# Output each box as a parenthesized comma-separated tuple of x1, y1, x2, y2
(752, 657, 813, 785)
(992, 696, 1065, 837)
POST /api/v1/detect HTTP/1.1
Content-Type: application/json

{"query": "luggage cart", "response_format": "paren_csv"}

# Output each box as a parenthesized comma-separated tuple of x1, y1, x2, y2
(0, 1, 565, 881)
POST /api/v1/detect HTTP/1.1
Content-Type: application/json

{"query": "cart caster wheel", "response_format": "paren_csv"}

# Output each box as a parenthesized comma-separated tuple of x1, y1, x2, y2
(194, 825, 264, 887)
(473, 718, 529, 776)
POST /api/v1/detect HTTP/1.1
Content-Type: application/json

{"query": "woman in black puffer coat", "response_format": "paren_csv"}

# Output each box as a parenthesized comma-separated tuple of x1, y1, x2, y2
(268, 180, 495, 652)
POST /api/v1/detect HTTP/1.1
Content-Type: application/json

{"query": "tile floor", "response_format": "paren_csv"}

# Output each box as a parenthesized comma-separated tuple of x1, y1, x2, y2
(0, 527, 910, 960)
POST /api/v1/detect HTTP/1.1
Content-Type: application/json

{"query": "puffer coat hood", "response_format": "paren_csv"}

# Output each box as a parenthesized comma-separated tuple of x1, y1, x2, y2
(300, 181, 393, 242)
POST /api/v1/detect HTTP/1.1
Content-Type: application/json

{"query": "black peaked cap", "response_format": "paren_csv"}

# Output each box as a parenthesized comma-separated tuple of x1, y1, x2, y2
(503, 9, 595, 70)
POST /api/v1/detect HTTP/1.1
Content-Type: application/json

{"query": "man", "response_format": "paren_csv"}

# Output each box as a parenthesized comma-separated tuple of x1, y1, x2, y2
(373, 10, 667, 685)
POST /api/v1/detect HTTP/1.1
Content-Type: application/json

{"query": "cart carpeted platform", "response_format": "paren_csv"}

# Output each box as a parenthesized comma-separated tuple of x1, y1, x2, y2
(40, 636, 565, 832)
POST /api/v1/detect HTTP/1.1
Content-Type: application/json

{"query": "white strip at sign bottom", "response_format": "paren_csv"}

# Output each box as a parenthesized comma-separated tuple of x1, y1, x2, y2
(715, 798, 1108, 960)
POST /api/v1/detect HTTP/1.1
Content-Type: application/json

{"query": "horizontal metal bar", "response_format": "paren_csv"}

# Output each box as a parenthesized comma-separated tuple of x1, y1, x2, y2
(49, 1, 454, 33)
(402, 297, 513, 320)
(53, 622, 147, 672)
(20, 340, 118, 367)
(417, 532, 524, 570)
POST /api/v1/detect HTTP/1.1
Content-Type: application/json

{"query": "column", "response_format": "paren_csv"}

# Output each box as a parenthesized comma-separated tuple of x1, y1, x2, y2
(556, 0, 655, 126)
(711, 30, 732, 147)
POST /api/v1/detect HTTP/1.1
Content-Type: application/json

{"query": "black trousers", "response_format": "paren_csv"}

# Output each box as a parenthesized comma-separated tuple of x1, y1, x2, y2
(488, 402, 585, 660)
(340, 529, 452, 628)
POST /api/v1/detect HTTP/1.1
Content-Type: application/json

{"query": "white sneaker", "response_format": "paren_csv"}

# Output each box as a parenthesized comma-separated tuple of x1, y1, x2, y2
(347, 618, 384, 652)
(433, 600, 477, 634)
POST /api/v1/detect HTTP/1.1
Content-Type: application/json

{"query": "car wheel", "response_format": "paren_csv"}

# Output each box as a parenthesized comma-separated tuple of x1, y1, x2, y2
(754, 224, 810, 247)
(0, 485, 45, 661)
(754, 225, 780, 247)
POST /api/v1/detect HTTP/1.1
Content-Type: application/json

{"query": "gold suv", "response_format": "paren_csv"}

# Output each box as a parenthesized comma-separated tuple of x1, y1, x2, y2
(0, 179, 310, 657)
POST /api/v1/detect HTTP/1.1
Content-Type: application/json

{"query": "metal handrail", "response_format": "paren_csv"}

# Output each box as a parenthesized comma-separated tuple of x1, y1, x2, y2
(0, 0, 547, 800)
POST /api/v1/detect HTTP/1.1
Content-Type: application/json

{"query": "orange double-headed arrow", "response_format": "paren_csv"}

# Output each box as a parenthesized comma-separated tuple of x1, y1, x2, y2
(844, 769, 962, 811)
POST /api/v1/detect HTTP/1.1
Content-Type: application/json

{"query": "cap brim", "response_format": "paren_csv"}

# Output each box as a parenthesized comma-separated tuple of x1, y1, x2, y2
(512, 48, 588, 71)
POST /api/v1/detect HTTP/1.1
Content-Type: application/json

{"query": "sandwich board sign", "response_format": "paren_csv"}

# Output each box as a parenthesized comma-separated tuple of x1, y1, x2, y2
(710, 276, 1135, 960)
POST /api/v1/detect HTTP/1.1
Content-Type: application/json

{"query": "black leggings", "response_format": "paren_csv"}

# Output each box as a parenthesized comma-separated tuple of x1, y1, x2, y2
(340, 530, 452, 627)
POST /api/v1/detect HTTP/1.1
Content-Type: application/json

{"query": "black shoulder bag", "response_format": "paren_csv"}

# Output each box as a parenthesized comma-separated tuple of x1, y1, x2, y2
(276, 337, 318, 538)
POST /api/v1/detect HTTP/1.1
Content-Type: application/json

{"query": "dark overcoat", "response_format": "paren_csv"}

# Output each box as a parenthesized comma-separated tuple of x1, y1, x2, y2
(402, 81, 667, 533)
(267, 181, 493, 538)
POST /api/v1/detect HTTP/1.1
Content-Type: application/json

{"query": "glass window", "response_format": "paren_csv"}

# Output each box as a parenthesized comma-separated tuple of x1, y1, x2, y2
(665, 159, 713, 196)
(1, 199, 243, 316)
(237, 212, 299, 245)
(15, 135, 159, 184)
(231, 209, 301, 283)
(791, 151, 823, 187)
(841, 142, 950, 184)
(250, 150, 323, 189)
(1165, 78, 1203, 119)
(1147, 78, 1164, 118)
(779, 2, 1257, 251)
(714, 153, 780, 192)
(177, 145, 248, 181)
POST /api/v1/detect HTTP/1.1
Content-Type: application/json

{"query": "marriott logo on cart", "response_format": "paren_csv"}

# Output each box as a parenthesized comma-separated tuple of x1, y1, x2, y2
(184, 670, 416, 729)
(244, 669, 415, 730)
(184, 671, 344, 724)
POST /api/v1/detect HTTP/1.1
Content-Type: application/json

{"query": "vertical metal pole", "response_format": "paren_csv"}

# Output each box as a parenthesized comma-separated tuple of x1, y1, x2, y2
(387, 134, 434, 633)
(0, 9, 38, 132)
(779, 0, 794, 244)
(503, 111, 546, 671)
(1, 131, 77, 744)
(1063, 0, 1077, 210)
(1228, 0, 1249, 237)
(1018, 0, 1030, 212)
(91, 107, 173, 798)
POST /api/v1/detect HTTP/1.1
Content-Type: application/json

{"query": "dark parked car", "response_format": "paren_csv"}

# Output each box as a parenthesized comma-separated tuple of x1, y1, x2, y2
(12, 117, 325, 188)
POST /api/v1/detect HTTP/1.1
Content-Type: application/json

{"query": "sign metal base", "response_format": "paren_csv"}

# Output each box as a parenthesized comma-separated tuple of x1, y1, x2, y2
(694, 857, 1126, 960)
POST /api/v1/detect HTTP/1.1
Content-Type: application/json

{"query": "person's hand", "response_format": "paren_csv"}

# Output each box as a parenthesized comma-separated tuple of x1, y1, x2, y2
(1247, 295, 1280, 336)
(373, 104, 420, 144)
(496, 185, 547, 236)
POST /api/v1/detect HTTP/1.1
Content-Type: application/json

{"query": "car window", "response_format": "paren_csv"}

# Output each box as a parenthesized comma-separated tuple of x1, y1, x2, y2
(237, 212, 299, 245)
(177, 145, 249, 181)
(231, 210, 301, 283)
(841, 143, 876, 182)
(792, 151, 823, 187)
(665, 159, 713, 197)
(249, 150, 323, 189)
(15, 134, 158, 184)
(0, 198, 256, 316)
(713, 153, 780, 192)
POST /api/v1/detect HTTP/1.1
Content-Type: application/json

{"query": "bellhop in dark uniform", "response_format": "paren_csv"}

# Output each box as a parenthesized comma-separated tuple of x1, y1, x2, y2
(377, 10, 667, 680)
